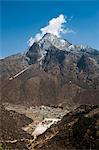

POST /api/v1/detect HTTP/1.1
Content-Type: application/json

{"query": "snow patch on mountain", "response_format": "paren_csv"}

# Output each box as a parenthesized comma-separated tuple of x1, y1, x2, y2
(39, 33, 71, 51)
(38, 48, 47, 65)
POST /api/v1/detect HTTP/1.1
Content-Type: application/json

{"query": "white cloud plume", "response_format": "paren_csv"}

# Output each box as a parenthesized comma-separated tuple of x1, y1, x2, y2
(28, 14, 74, 47)
(64, 28, 75, 34)
(40, 14, 66, 37)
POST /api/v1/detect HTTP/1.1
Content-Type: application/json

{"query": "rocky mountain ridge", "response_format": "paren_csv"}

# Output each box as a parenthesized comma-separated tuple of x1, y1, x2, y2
(0, 33, 99, 107)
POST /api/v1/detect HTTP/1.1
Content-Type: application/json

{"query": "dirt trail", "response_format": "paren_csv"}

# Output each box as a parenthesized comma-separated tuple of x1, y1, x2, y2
(9, 65, 31, 80)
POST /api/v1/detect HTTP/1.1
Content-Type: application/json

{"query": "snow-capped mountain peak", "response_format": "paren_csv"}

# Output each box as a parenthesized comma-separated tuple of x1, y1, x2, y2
(39, 33, 71, 51)
(26, 33, 99, 67)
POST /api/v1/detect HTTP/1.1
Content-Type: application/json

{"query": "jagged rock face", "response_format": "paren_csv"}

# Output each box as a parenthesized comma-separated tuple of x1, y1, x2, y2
(26, 43, 43, 64)
(43, 46, 66, 68)
(0, 33, 99, 107)
(77, 55, 90, 72)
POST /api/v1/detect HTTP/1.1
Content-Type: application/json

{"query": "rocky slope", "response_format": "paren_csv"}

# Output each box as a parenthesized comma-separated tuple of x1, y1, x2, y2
(0, 53, 28, 78)
(0, 104, 33, 150)
(0, 104, 33, 141)
(31, 105, 99, 150)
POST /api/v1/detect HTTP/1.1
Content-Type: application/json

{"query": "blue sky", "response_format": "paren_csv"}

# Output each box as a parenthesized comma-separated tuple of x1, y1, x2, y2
(1, 0, 99, 58)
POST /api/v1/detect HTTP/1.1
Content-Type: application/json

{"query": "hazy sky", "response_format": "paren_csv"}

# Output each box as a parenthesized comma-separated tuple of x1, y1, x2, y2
(1, 0, 99, 58)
